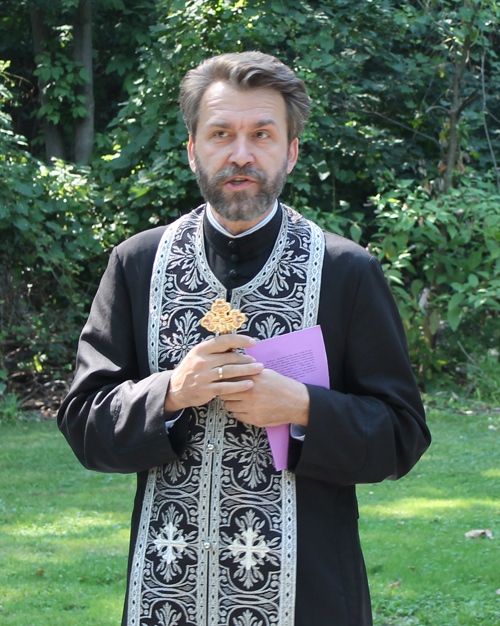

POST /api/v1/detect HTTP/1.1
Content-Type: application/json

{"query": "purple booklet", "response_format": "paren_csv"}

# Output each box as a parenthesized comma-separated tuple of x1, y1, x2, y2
(245, 325, 329, 471)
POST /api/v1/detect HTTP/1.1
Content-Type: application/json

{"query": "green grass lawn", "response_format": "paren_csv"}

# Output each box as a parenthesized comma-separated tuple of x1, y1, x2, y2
(0, 408, 499, 625)
(358, 406, 500, 625)
(0, 419, 135, 626)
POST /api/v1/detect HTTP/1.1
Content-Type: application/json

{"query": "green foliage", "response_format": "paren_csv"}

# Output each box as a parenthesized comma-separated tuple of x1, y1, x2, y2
(372, 171, 500, 382)
(1, 0, 500, 394)
(0, 393, 21, 423)
(0, 0, 158, 159)
(34, 51, 89, 126)
(0, 154, 124, 368)
(0, 71, 116, 372)
(460, 347, 500, 404)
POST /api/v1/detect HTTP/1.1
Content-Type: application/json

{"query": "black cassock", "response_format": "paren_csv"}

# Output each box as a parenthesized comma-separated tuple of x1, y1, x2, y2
(58, 205, 430, 626)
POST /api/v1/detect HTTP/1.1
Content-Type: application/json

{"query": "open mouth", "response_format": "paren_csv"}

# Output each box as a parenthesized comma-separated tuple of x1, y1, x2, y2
(225, 176, 255, 190)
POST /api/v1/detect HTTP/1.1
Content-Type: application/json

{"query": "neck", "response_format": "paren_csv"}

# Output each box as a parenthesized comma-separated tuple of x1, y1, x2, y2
(211, 205, 274, 236)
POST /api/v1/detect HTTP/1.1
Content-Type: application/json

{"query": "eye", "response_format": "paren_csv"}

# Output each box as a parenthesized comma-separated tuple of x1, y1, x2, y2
(255, 130, 270, 139)
(213, 130, 229, 138)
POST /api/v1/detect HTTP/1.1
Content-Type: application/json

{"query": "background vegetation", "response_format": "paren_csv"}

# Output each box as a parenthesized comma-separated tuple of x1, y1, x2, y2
(0, 0, 499, 408)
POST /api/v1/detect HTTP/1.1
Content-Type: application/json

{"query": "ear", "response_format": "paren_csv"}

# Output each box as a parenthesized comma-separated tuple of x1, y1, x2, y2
(187, 135, 197, 173)
(286, 138, 299, 174)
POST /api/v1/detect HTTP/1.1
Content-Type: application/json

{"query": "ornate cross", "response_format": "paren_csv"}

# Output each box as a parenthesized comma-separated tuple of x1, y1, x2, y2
(200, 299, 246, 335)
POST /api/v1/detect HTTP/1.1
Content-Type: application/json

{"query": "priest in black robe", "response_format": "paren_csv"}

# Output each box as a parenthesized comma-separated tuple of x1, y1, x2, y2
(58, 51, 430, 626)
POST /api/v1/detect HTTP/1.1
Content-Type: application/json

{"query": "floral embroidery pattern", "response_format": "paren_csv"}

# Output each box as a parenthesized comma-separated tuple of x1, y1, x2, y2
(264, 249, 309, 297)
(159, 310, 202, 363)
(154, 603, 182, 626)
(224, 510, 279, 589)
(149, 505, 196, 582)
(254, 314, 286, 340)
(130, 205, 325, 626)
(224, 427, 271, 488)
(163, 428, 204, 483)
(232, 610, 264, 626)
(169, 232, 203, 291)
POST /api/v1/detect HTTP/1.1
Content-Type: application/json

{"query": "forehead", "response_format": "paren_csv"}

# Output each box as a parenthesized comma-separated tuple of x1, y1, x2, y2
(197, 81, 287, 131)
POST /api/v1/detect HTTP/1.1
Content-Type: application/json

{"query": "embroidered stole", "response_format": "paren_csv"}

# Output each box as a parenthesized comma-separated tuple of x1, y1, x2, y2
(128, 205, 324, 626)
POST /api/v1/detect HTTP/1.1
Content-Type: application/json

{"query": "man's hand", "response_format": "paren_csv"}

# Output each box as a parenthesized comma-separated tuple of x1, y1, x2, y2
(219, 368, 310, 428)
(164, 334, 263, 413)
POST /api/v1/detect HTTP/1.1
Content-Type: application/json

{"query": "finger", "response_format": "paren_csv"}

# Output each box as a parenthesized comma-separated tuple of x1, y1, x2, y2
(222, 399, 247, 413)
(209, 351, 258, 367)
(226, 410, 249, 421)
(201, 351, 258, 375)
(213, 379, 255, 396)
(219, 390, 252, 402)
(213, 362, 263, 381)
(199, 334, 257, 355)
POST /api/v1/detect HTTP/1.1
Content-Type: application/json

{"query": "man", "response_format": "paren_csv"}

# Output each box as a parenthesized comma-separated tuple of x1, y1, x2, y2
(58, 51, 430, 626)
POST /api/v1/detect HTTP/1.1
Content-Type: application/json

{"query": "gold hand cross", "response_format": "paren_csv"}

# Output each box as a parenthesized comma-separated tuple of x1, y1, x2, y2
(200, 299, 246, 335)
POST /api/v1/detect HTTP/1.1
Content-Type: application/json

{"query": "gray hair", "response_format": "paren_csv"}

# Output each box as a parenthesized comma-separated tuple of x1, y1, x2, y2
(179, 51, 311, 143)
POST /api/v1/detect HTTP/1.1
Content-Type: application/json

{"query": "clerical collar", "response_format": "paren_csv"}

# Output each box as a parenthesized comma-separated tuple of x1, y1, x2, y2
(206, 201, 279, 238)
(203, 201, 283, 262)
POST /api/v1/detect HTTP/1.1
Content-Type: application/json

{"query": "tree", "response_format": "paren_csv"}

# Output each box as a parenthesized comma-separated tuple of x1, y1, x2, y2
(26, 0, 95, 163)
(396, 0, 500, 193)
(73, 0, 94, 164)
(29, 3, 66, 161)
(1, 0, 499, 389)
(98, 0, 499, 223)
(1, 0, 155, 164)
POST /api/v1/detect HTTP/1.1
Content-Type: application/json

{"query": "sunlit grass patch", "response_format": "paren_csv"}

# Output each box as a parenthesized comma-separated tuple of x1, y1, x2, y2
(1, 408, 500, 625)
(361, 496, 500, 519)
(359, 408, 500, 625)
(0, 419, 134, 626)
(8, 513, 130, 541)
(483, 468, 500, 479)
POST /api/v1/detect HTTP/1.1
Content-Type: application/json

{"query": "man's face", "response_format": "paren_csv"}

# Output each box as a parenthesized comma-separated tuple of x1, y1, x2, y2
(187, 81, 299, 234)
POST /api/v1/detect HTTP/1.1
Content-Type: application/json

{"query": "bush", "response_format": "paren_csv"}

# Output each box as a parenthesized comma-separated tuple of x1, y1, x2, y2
(372, 171, 500, 387)
(0, 67, 114, 379)
(2, 6, 500, 404)
(0, 392, 21, 423)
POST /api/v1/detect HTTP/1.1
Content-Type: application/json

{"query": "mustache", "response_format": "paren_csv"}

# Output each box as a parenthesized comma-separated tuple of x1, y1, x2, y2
(210, 164, 268, 185)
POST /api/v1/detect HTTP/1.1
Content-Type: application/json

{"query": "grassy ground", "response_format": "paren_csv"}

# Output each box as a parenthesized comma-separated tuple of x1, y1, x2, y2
(0, 407, 499, 625)
(0, 419, 135, 626)
(359, 405, 500, 625)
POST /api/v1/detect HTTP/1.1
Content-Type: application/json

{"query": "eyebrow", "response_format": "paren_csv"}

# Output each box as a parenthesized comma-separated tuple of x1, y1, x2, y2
(207, 118, 278, 129)
(254, 118, 277, 128)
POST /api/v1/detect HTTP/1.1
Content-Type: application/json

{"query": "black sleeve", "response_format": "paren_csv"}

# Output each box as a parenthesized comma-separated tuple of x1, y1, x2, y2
(57, 235, 188, 474)
(291, 250, 430, 486)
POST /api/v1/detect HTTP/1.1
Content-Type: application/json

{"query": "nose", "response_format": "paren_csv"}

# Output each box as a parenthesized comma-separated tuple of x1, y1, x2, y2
(229, 135, 254, 168)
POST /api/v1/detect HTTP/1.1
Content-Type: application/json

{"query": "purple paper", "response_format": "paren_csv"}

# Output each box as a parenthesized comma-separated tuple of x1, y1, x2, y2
(246, 325, 329, 470)
(265, 424, 290, 471)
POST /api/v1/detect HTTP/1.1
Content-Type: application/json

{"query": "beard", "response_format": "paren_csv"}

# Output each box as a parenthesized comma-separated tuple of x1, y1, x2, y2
(194, 153, 288, 222)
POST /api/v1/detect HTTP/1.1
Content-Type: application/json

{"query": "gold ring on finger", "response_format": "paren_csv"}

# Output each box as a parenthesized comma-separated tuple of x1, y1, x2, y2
(218, 366, 224, 380)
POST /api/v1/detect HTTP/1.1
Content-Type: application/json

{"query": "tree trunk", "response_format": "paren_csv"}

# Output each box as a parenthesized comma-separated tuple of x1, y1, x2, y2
(443, 108, 459, 193)
(30, 6, 66, 163)
(73, 0, 94, 165)
(442, 5, 476, 193)
(443, 45, 466, 194)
